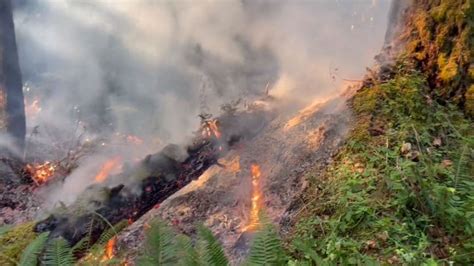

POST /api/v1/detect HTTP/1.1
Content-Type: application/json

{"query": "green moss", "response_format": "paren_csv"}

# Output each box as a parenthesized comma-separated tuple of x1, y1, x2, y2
(465, 85, 474, 116)
(0, 222, 38, 265)
(290, 71, 474, 264)
(439, 56, 459, 82)
(352, 86, 380, 115)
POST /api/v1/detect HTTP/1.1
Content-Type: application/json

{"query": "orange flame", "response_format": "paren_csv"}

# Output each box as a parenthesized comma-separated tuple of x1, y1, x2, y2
(202, 119, 221, 139)
(244, 163, 262, 231)
(102, 237, 116, 261)
(26, 162, 56, 184)
(94, 157, 122, 183)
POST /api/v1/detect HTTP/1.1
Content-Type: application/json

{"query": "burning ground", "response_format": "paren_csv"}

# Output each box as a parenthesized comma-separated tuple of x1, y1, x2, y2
(116, 92, 354, 263)
(2, 0, 473, 265)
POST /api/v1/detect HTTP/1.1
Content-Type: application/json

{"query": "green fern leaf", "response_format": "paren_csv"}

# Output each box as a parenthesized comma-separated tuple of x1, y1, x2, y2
(43, 237, 75, 266)
(18, 232, 49, 266)
(197, 226, 229, 266)
(247, 225, 286, 266)
(175, 234, 200, 266)
(137, 220, 178, 265)
(95, 220, 128, 247)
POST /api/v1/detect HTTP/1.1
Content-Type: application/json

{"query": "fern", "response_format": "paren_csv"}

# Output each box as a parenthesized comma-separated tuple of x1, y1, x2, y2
(175, 234, 200, 266)
(18, 232, 49, 266)
(137, 220, 178, 265)
(247, 224, 285, 266)
(96, 220, 128, 246)
(43, 237, 74, 266)
(197, 226, 229, 266)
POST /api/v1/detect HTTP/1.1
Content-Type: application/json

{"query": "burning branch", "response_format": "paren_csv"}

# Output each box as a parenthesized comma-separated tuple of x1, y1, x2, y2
(26, 161, 57, 185)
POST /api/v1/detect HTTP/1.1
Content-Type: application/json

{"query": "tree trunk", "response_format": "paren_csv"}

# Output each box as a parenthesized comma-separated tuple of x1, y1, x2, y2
(0, 0, 26, 157)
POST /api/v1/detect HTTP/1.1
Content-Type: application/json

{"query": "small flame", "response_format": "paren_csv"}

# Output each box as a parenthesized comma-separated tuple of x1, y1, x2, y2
(101, 237, 116, 261)
(244, 163, 262, 232)
(94, 156, 122, 183)
(202, 119, 221, 139)
(26, 162, 56, 184)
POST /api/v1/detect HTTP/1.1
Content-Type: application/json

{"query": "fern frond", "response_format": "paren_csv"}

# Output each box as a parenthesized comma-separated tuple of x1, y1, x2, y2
(18, 232, 49, 266)
(137, 220, 178, 265)
(197, 226, 229, 266)
(247, 224, 285, 266)
(43, 237, 75, 266)
(175, 234, 199, 266)
(96, 220, 128, 246)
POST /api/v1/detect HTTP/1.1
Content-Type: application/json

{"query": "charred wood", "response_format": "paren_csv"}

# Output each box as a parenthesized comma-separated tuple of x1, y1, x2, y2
(34, 108, 273, 251)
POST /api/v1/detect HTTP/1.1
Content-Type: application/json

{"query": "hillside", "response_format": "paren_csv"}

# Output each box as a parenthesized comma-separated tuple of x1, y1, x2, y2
(288, 0, 473, 264)
(0, 1, 472, 265)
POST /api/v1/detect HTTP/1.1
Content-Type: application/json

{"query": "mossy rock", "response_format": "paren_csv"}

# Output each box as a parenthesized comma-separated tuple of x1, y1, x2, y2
(0, 222, 37, 265)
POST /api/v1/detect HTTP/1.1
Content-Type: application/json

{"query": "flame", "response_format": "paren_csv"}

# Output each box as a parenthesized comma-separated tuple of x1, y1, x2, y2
(94, 156, 122, 183)
(244, 163, 262, 231)
(26, 162, 56, 184)
(101, 237, 116, 261)
(25, 97, 42, 118)
(284, 99, 328, 131)
(202, 119, 221, 139)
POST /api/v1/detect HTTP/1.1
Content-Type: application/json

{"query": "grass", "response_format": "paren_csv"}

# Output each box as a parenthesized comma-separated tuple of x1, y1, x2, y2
(288, 69, 474, 265)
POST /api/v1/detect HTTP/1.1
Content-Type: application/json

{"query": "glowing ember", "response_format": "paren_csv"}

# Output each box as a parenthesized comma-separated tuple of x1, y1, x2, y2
(25, 97, 42, 118)
(26, 162, 56, 184)
(126, 135, 143, 145)
(202, 119, 221, 139)
(244, 163, 262, 231)
(284, 99, 328, 131)
(94, 156, 122, 183)
(101, 237, 116, 261)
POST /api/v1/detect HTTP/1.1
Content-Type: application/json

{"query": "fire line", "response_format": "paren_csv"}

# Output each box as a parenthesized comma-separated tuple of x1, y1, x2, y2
(244, 163, 262, 231)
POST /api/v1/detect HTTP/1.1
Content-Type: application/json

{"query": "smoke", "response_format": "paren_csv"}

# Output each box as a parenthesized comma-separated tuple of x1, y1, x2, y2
(12, 0, 391, 205)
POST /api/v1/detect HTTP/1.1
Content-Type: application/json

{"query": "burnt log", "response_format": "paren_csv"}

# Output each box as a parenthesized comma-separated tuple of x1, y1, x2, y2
(34, 108, 274, 250)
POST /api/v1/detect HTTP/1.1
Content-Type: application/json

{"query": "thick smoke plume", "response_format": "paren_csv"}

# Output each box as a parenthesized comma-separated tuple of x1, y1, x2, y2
(12, 0, 391, 205)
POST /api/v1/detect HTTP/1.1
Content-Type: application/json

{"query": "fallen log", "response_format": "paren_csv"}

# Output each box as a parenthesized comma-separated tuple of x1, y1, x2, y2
(34, 107, 273, 250)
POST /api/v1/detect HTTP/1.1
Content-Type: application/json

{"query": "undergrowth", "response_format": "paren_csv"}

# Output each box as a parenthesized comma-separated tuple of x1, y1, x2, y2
(289, 69, 474, 265)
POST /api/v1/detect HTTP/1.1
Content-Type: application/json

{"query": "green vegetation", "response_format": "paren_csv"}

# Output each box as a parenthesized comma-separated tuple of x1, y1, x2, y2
(137, 220, 284, 266)
(289, 70, 474, 265)
(0, 222, 38, 265)
(288, 1, 473, 264)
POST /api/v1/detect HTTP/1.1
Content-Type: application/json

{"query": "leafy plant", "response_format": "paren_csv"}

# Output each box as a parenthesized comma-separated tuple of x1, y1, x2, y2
(43, 238, 75, 266)
(19, 232, 49, 266)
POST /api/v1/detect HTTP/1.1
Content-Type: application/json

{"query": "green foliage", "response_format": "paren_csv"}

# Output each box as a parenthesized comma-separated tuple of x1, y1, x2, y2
(0, 222, 37, 265)
(43, 238, 75, 266)
(19, 232, 49, 266)
(137, 220, 179, 265)
(291, 71, 474, 264)
(197, 226, 229, 266)
(247, 224, 285, 265)
(137, 220, 230, 266)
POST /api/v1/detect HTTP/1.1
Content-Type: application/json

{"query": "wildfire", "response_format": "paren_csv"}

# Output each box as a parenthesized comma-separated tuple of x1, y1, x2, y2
(26, 161, 56, 185)
(244, 163, 262, 231)
(101, 237, 116, 261)
(202, 119, 221, 139)
(94, 156, 122, 183)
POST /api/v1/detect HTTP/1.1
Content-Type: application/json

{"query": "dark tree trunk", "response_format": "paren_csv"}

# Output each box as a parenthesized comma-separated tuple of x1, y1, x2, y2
(0, 0, 26, 156)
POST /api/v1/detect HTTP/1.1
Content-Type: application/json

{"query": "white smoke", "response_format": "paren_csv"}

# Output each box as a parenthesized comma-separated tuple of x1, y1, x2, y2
(13, 0, 391, 205)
